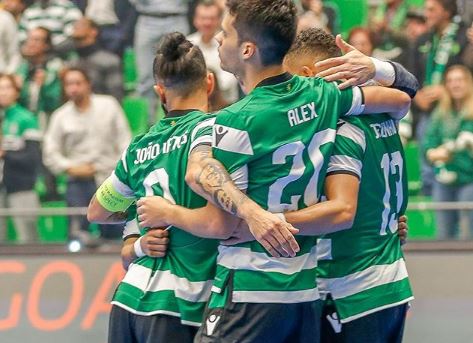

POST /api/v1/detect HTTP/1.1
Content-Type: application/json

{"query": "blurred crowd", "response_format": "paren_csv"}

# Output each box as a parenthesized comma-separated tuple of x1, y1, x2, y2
(0, 0, 472, 244)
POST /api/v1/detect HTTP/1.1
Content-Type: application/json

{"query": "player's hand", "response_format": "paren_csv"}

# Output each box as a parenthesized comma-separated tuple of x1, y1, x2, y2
(242, 209, 300, 258)
(140, 228, 169, 257)
(398, 215, 408, 246)
(137, 196, 172, 228)
(314, 34, 375, 89)
(221, 222, 255, 246)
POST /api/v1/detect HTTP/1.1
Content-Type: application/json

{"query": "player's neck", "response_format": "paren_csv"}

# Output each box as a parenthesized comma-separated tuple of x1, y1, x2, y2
(241, 64, 286, 94)
(165, 91, 209, 113)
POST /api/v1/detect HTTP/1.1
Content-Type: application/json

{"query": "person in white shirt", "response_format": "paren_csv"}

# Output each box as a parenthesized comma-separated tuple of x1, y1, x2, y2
(187, 0, 239, 104)
(43, 66, 131, 245)
(0, 9, 21, 74)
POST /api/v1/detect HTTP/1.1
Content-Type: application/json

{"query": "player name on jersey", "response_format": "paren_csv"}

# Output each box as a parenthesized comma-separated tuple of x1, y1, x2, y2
(287, 101, 318, 127)
(370, 119, 397, 139)
(134, 133, 188, 164)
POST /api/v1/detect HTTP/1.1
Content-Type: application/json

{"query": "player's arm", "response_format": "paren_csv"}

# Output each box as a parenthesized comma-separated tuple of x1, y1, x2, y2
(184, 143, 300, 257)
(284, 173, 359, 234)
(87, 174, 135, 224)
(360, 86, 411, 120)
(315, 34, 419, 98)
(344, 85, 411, 120)
(137, 196, 240, 239)
(121, 232, 169, 269)
(121, 208, 168, 270)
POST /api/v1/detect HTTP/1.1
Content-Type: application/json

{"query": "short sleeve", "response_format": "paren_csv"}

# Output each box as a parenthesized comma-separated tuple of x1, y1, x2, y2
(327, 120, 366, 179)
(212, 111, 253, 182)
(189, 115, 216, 153)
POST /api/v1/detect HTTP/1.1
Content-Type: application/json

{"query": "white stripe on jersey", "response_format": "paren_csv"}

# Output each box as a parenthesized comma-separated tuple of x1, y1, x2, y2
(316, 238, 332, 261)
(217, 245, 318, 275)
(232, 288, 320, 304)
(212, 125, 254, 155)
(327, 155, 362, 178)
(122, 218, 140, 239)
(111, 171, 134, 197)
(344, 86, 365, 116)
(191, 117, 216, 141)
(318, 258, 409, 300)
(230, 165, 248, 190)
(122, 264, 213, 303)
(337, 121, 366, 152)
(189, 135, 212, 154)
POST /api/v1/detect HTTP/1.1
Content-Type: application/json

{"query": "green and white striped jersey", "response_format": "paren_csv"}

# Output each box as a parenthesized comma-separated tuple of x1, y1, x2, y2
(211, 74, 359, 304)
(319, 114, 413, 323)
(110, 110, 219, 326)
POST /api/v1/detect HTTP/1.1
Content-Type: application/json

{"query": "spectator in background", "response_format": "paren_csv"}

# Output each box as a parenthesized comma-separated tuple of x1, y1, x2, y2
(370, 0, 410, 66)
(297, 0, 339, 34)
(0, 74, 41, 243)
(2, 0, 29, 22)
(462, 22, 473, 69)
(83, 0, 136, 56)
(405, 9, 429, 44)
(18, 0, 82, 56)
(0, 6, 21, 74)
(411, 0, 469, 194)
(16, 27, 63, 129)
(188, 0, 238, 104)
(424, 65, 473, 240)
(347, 27, 375, 57)
(71, 18, 124, 101)
(132, 0, 189, 123)
(43, 67, 131, 245)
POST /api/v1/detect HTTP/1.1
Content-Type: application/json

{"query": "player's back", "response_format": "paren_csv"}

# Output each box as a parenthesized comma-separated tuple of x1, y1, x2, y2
(318, 114, 413, 323)
(212, 74, 355, 304)
(112, 110, 219, 326)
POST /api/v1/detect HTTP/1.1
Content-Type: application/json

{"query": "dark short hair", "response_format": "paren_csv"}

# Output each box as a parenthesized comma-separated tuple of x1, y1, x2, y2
(432, 0, 458, 19)
(35, 26, 52, 47)
(285, 28, 341, 64)
(226, 0, 297, 66)
(152, 32, 207, 96)
(62, 65, 91, 84)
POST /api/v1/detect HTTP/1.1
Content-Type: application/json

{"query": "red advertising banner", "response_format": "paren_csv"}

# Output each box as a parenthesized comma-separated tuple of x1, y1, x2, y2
(0, 254, 124, 342)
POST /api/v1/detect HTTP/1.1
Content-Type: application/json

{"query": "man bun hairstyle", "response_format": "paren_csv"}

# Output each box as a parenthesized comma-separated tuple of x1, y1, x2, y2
(227, 0, 297, 66)
(153, 32, 207, 96)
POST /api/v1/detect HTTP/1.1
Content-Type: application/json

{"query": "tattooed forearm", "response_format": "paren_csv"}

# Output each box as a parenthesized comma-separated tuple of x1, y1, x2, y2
(197, 160, 245, 215)
(188, 145, 248, 216)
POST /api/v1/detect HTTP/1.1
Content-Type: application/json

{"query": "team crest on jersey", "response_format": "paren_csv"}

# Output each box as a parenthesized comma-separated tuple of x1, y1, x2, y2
(213, 125, 254, 155)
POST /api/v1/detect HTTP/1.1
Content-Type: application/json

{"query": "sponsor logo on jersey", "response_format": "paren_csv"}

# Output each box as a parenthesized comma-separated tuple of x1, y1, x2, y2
(213, 125, 254, 155)
(370, 120, 397, 139)
(214, 125, 229, 147)
(326, 312, 342, 333)
(287, 102, 318, 127)
(205, 314, 221, 336)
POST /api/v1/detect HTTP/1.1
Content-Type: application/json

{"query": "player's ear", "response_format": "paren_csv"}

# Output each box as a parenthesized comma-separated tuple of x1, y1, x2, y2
(206, 72, 215, 97)
(241, 41, 256, 61)
(302, 65, 316, 77)
(154, 84, 166, 105)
